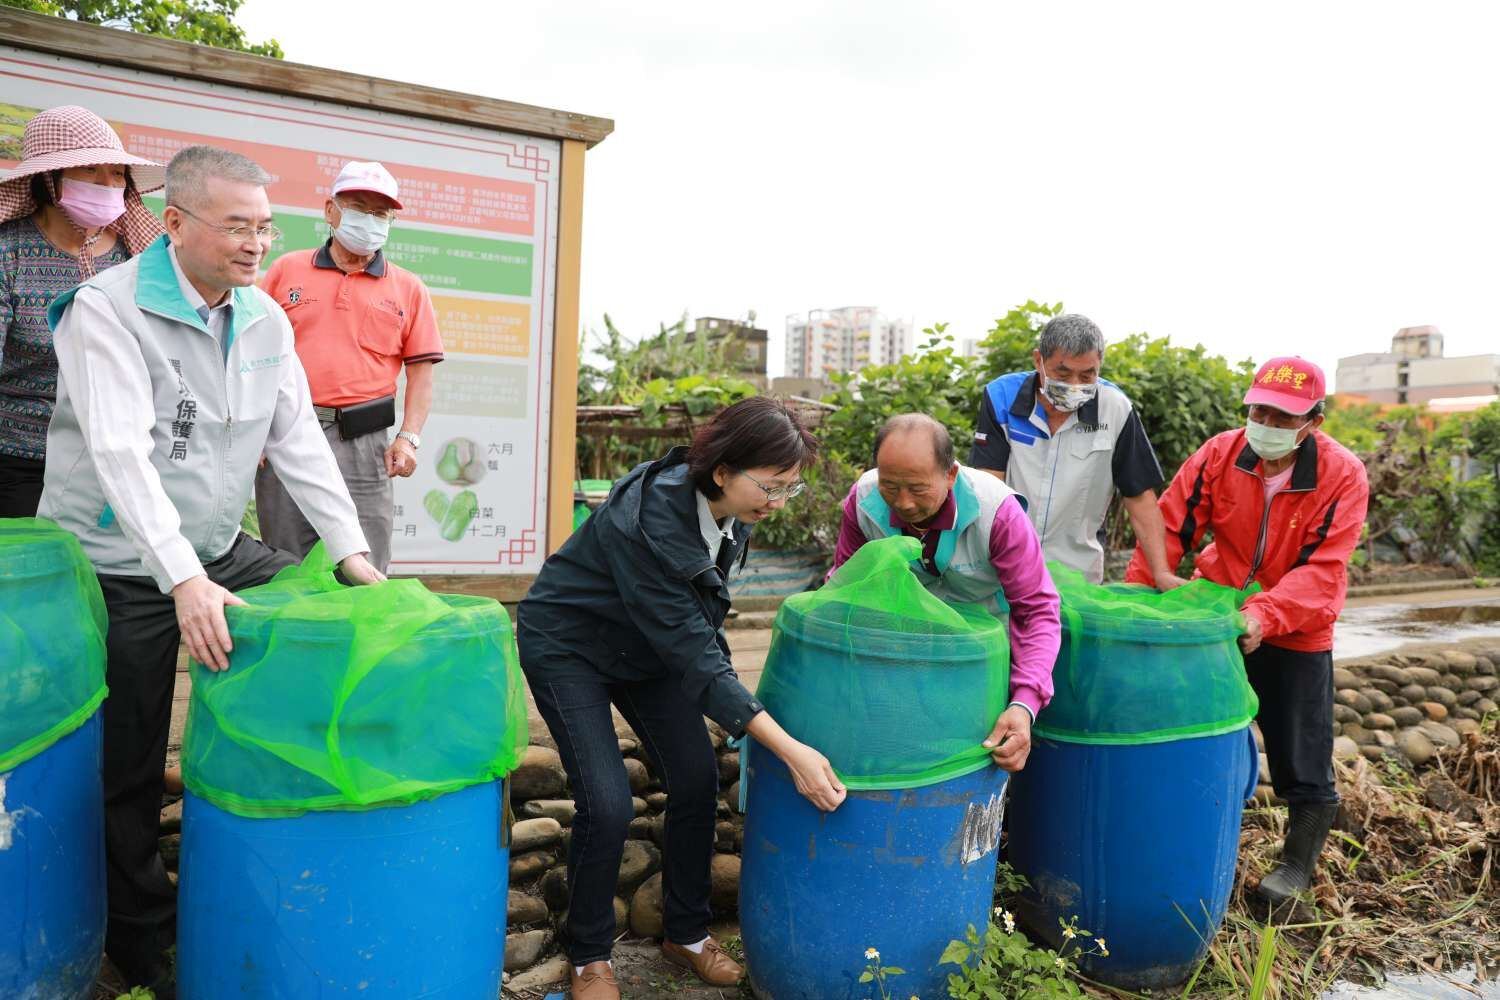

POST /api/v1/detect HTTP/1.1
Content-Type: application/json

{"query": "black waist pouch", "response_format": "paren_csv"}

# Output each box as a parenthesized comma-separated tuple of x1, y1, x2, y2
(336, 394, 396, 440)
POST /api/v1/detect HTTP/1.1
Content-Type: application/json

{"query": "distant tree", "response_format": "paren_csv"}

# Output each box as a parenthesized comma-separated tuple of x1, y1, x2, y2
(2, 0, 284, 58)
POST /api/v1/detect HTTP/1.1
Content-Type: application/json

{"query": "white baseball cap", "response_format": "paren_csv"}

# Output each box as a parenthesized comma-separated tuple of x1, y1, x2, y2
(331, 160, 402, 210)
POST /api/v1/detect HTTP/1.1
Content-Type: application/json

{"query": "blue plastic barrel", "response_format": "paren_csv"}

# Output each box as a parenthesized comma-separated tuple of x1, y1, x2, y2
(0, 712, 105, 1000)
(741, 742, 1009, 1000)
(177, 779, 509, 998)
(1006, 728, 1258, 990)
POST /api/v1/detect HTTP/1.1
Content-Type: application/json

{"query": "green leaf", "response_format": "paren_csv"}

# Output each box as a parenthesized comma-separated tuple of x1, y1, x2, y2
(858, 972, 874, 984)
(882, 967, 905, 976)
(938, 941, 971, 966)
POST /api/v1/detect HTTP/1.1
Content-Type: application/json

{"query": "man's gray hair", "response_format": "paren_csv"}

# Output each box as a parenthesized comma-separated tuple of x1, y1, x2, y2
(165, 145, 272, 210)
(1038, 313, 1106, 361)
(873, 413, 955, 471)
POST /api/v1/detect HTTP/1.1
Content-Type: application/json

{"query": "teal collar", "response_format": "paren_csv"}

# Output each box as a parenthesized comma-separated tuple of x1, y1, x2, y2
(134, 236, 267, 352)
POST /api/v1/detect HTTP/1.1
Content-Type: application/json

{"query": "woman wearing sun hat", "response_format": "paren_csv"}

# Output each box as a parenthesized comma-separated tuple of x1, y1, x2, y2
(0, 105, 166, 516)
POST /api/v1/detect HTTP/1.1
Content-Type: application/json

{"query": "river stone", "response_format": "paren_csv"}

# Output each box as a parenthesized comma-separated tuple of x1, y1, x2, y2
(622, 757, 651, 795)
(508, 890, 549, 926)
(646, 792, 669, 811)
(706, 720, 729, 749)
(724, 780, 743, 814)
(718, 752, 741, 784)
(511, 746, 567, 801)
(630, 796, 648, 817)
(1360, 744, 1391, 763)
(1343, 723, 1375, 745)
(1371, 728, 1396, 748)
(617, 839, 662, 896)
(1258, 754, 1272, 785)
(1454, 706, 1482, 721)
(1421, 701, 1449, 722)
(1366, 679, 1398, 698)
(1332, 736, 1360, 761)
(618, 738, 639, 756)
(1398, 684, 1428, 705)
(507, 956, 571, 993)
(1251, 723, 1265, 751)
(1389, 706, 1424, 727)
(1453, 718, 1482, 737)
(1396, 729, 1435, 767)
(1332, 704, 1360, 724)
(540, 865, 569, 912)
(1458, 690, 1483, 707)
(1336, 689, 1373, 714)
(1406, 666, 1442, 686)
(1477, 656, 1497, 675)
(1333, 667, 1362, 690)
(1465, 675, 1499, 693)
(509, 850, 556, 885)
(1364, 713, 1397, 731)
(1475, 697, 1498, 715)
(1442, 650, 1478, 673)
(1252, 784, 1278, 806)
(1427, 686, 1459, 708)
(630, 873, 665, 937)
(511, 818, 563, 854)
(1369, 663, 1413, 686)
(504, 928, 553, 972)
(1418, 721, 1462, 748)
(1366, 689, 1396, 712)
(710, 853, 740, 911)
(521, 799, 577, 826)
(628, 816, 654, 840)
(716, 820, 738, 853)
(160, 798, 183, 834)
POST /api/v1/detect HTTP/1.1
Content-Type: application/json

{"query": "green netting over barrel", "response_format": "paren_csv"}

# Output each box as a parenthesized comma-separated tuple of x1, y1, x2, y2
(755, 535, 1010, 790)
(0, 518, 108, 772)
(1036, 563, 1259, 745)
(182, 545, 527, 817)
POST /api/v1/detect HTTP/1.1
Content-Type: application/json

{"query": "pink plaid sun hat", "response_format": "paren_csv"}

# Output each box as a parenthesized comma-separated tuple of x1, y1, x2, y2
(0, 105, 167, 255)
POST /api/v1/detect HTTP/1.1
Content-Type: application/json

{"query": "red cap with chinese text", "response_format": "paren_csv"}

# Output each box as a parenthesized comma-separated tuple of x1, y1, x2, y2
(1243, 356, 1326, 414)
(331, 160, 403, 210)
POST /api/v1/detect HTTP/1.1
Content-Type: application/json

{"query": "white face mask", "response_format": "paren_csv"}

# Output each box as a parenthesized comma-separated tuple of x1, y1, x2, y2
(1244, 418, 1310, 461)
(332, 205, 391, 255)
(1040, 373, 1098, 412)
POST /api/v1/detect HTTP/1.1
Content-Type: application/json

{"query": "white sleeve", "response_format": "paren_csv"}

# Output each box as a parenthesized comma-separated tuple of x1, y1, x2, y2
(52, 287, 204, 592)
(260, 314, 369, 564)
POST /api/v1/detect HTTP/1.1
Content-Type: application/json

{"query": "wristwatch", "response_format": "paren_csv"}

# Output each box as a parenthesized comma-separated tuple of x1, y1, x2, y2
(396, 430, 421, 450)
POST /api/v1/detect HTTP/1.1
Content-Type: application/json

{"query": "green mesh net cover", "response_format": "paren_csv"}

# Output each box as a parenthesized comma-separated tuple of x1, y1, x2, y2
(1035, 563, 1259, 746)
(755, 536, 1011, 790)
(182, 545, 527, 817)
(0, 518, 108, 772)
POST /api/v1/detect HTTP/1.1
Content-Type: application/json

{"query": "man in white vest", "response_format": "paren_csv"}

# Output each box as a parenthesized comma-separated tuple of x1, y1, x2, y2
(41, 144, 383, 998)
(830, 413, 1061, 771)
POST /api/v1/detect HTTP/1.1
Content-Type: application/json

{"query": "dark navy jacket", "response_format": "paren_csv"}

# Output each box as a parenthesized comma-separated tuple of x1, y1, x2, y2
(517, 447, 764, 735)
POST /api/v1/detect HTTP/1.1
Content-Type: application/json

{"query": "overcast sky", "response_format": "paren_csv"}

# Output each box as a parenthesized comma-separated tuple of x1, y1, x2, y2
(240, 0, 1500, 384)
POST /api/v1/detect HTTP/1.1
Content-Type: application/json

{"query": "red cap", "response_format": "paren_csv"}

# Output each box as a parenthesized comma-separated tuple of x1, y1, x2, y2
(1243, 356, 1326, 414)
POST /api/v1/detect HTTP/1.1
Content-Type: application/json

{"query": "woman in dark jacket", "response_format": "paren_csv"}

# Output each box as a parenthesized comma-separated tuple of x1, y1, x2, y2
(519, 397, 844, 1000)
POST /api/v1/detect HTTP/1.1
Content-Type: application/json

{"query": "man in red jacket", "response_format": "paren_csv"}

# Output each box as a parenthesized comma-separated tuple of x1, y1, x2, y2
(1127, 356, 1369, 908)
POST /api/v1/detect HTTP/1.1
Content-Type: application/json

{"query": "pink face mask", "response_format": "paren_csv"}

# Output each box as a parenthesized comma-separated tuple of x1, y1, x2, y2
(57, 177, 127, 230)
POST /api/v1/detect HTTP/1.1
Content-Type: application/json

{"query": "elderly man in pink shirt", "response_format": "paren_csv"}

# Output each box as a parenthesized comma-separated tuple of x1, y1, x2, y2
(830, 413, 1061, 772)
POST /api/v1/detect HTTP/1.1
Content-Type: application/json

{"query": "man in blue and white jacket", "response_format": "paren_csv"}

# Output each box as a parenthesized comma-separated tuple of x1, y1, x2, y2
(41, 145, 382, 998)
(970, 313, 1179, 588)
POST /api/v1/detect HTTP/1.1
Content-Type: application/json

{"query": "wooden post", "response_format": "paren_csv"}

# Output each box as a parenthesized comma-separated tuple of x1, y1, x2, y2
(548, 138, 587, 554)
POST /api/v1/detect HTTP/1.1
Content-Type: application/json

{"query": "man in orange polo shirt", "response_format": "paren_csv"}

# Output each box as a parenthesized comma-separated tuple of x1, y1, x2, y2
(254, 160, 442, 572)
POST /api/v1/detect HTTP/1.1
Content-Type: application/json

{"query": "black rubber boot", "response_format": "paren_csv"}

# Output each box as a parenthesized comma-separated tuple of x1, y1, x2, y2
(1255, 801, 1339, 907)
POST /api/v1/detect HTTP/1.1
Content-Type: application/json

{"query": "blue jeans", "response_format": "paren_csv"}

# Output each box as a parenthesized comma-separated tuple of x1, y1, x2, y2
(527, 671, 720, 964)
